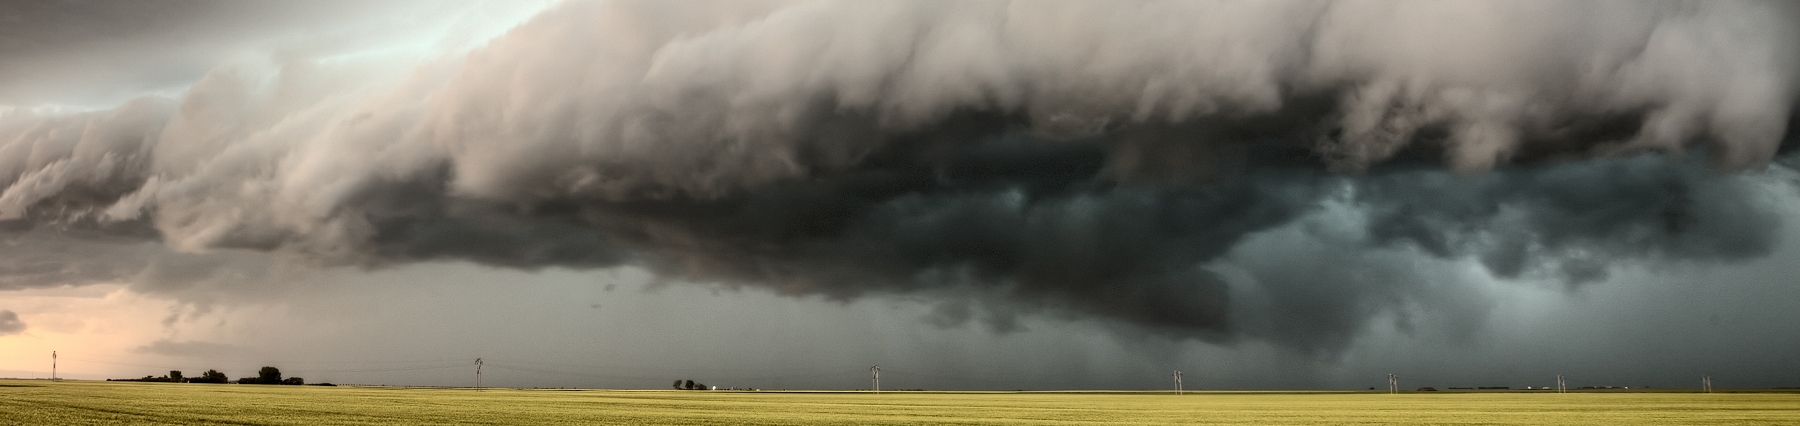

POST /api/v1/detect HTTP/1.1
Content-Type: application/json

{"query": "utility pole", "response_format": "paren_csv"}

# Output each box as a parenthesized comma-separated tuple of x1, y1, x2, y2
(870, 366, 880, 394)
(1173, 370, 1183, 395)
(474, 358, 483, 391)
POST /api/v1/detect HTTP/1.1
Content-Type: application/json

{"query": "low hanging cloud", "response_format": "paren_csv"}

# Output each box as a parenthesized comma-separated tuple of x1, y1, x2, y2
(0, 310, 24, 335)
(1, 0, 1798, 352)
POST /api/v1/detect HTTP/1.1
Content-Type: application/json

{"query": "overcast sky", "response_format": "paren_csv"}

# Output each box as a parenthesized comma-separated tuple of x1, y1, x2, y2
(2, 0, 1798, 391)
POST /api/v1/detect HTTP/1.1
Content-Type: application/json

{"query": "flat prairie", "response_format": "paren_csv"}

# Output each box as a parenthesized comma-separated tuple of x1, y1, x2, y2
(2, 379, 1797, 425)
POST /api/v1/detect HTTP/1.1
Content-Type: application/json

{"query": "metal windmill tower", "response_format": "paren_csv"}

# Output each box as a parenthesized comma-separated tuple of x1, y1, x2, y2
(870, 365, 880, 394)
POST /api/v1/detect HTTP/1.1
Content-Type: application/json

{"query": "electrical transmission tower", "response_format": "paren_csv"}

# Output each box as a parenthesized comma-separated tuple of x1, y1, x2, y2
(870, 366, 880, 394)
(475, 358, 483, 391)
(1702, 375, 1712, 393)
(1387, 373, 1397, 394)
(1556, 374, 1566, 393)
(1173, 370, 1184, 395)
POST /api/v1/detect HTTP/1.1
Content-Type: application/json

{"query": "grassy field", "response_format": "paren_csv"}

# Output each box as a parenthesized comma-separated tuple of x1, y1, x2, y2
(2, 379, 1797, 425)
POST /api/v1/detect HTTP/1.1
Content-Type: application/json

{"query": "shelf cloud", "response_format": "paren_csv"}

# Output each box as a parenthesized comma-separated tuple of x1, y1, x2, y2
(2, 0, 1797, 353)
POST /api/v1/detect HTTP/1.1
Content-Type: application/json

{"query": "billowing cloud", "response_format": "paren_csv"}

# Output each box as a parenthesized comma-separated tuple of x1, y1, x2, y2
(1, 0, 1798, 353)
(0, 0, 550, 107)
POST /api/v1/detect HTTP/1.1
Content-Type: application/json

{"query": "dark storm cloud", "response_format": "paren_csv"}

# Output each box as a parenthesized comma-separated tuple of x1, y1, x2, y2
(0, 230, 159, 290)
(0, 309, 23, 335)
(2, 0, 1798, 352)
(1359, 156, 1784, 284)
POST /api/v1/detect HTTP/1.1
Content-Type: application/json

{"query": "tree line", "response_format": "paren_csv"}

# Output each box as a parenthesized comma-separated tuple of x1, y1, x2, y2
(109, 366, 329, 386)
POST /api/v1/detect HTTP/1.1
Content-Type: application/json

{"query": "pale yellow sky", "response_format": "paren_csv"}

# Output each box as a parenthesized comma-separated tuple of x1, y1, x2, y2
(0, 284, 223, 379)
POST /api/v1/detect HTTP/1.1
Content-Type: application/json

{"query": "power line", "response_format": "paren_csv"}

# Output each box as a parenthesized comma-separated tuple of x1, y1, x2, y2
(28, 350, 1741, 392)
(58, 356, 469, 374)
(47, 352, 469, 365)
(876, 368, 1039, 389)
(479, 358, 864, 374)
(25, 348, 1243, 390)
(481, 362, 706, 383)
(482, 361, 860, 383)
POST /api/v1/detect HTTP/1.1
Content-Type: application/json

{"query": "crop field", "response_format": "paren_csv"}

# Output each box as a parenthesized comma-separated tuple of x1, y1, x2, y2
(2, 379, 1797, 425)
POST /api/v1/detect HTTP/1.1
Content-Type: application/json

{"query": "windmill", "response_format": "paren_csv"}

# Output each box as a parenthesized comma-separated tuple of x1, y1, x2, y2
(1173, 370, 1183, 395)
(870, 365, 880, 394)
(475, 358, 484, 391)
(51, 351, 57, 381)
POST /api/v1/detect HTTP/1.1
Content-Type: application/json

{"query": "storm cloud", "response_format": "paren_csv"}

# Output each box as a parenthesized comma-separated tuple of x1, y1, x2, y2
(2, 0, 1798, 353)
(0, 310, 22, 335)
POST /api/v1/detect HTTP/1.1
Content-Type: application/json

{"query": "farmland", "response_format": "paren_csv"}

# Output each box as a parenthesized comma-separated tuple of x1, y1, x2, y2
(2, 379, 1797, 425)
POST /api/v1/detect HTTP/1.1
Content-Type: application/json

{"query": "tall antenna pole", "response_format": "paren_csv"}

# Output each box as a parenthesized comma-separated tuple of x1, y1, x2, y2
(1173, 370, 1183, 395)
(870, 366, 880, 394)
(475, 358, 483, 391)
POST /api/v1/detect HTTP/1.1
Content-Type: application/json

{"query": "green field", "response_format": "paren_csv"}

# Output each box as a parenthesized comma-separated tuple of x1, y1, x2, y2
(2, 379, 1797, 425)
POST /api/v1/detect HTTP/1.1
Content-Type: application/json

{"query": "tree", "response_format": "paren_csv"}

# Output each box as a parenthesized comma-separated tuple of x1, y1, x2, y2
(258, 366, 282, 384)
(673, 380, 683, 390)
(282, 377, 305, 385)
(195, 369, 229, 384)
(168, 371, 184, 382)
(684, 380, 696, 390)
